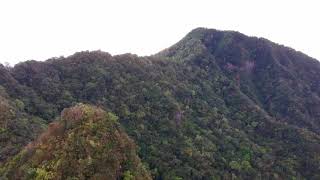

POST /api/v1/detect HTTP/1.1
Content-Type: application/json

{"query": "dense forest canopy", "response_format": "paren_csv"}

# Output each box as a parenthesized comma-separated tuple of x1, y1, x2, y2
(1, 28, 320, 179)
(0, 104, 151, 179)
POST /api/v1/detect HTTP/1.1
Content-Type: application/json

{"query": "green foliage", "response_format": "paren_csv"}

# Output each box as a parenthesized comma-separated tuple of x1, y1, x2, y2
(123, 170, 134, 180)
(0, 28, 320, 179)
(0, 94, 45, 163)
(229, 161, 241, 171)
(0, 104, 151, 179)
(14, 99, 25, 110)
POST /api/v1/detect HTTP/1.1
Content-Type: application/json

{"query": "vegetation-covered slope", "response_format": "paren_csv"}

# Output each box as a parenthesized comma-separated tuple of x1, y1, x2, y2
(0, 70, 45, 163)
(0, 104, 151, 180)
(159, 28, 320, 133)
(0, 28, 320, 179)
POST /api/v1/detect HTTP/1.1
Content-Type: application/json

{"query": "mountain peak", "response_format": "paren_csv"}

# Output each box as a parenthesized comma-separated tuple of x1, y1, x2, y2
(0, 28, 320, 179)
(156, 27, 248, 60)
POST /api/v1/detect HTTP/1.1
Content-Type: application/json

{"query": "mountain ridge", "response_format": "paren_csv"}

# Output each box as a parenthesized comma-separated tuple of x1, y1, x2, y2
(0, 28, 320, 179)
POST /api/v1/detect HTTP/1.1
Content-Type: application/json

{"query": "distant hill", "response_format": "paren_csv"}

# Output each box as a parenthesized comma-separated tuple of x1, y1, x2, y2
(0, 28, 320, 179)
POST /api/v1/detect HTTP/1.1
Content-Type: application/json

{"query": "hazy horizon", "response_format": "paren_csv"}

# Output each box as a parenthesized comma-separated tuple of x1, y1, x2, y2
(1, 0, 319, 65)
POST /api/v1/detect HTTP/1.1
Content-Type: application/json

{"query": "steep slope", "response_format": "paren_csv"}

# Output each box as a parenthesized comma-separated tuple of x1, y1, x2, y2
(0, 70, 45, 163)
(159, 27, 320, 133)
(0, 28, 319, 179)
(0, 64, 58, 120)
(0, 104, 151, 180)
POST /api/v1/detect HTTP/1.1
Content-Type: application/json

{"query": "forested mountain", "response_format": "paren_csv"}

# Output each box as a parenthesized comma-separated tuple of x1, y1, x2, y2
(0, 28, 320, 179)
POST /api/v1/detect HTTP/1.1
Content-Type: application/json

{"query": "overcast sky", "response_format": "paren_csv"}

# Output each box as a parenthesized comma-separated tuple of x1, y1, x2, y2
(0, 0, 319, 65)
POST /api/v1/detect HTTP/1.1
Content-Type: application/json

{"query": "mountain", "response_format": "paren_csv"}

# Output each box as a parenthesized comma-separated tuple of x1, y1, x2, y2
(0, 28, 320, 179)
(159, 28, 320, 132)
(0, 104, 151, 179)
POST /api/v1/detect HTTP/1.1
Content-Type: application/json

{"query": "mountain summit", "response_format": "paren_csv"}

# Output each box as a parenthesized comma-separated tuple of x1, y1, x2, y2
(0, 28, 320, 179)
(160, 27, 320, 132)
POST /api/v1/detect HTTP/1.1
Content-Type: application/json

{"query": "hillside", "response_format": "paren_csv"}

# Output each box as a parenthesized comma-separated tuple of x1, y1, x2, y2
(158, 28, 320, 132)
(0, 28, 320, 179)
(0, 73, 45, 163)
(0, 104, 151, 179)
